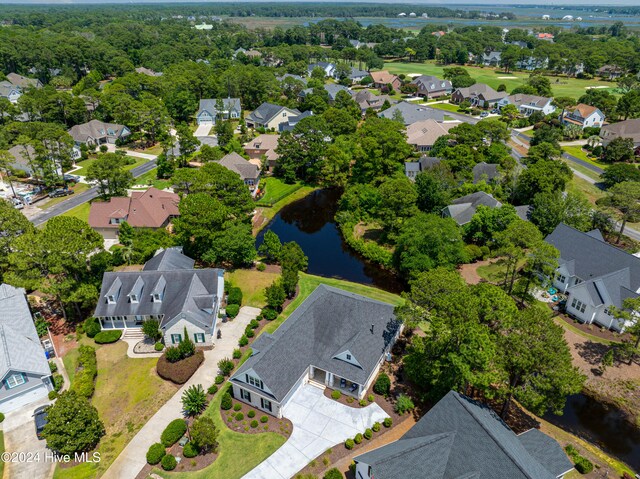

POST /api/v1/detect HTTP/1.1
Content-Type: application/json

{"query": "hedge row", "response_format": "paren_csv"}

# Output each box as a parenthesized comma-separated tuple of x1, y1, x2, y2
(161, 419, 187, 447)
(335, 215, 393, 268)
(94, 330, 122, 344)
(83, 317, 101, 338)
(71, 345, 97, 399)
(157, 350, 204, 384)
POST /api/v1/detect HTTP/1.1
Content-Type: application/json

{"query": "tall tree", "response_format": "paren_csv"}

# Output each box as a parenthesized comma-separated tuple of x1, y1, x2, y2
(86, 153, 134, 199)
(601, 181, 640, 243)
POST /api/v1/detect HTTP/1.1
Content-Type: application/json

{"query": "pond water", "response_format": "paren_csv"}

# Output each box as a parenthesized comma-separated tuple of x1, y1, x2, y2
(255, 188, 404, 294)
(543, 393, 640, 471)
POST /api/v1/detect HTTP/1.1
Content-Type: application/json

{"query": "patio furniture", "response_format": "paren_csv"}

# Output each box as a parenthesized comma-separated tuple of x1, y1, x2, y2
(340, 378, 346, 389)
(350, 383, 358, 393)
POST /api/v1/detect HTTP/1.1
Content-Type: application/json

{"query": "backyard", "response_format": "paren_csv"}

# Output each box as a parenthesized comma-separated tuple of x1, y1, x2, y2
(383, 61, 617, 99)
(225, 267, 280, 308)
(61, 202, 91, 222)
(72, 156, 149, 176)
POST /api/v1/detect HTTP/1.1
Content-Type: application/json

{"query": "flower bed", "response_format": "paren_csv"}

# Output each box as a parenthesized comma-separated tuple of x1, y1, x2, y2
(221, 398, 292, 438)
(157, 350, 204, 384)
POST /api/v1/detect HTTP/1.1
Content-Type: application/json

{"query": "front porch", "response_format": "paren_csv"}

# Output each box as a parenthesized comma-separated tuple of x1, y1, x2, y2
(99, 315, 158, 330)
(309, 366, 363, 399)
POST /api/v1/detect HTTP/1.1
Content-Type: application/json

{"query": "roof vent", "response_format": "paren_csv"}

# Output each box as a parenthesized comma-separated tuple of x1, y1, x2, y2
(370, 324, 375, 334)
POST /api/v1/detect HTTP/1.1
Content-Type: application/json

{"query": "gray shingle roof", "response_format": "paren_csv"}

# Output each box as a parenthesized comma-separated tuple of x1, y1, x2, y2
(246, 102, 300, 126)
(443, 192, 502, 225)
(472, 162, 500, 184)
(412, 75, 452, 93)
(197, 98, 241, 118)
(217, 152, 260, 181)
(518, 429, 574, 478)
(0, 80, 19, 98)
(143, 247, 195, 272)
(378, 102, 445, 125)
(299, 84, 350, 102)
(231, 285, 399, 402)
(0, 284, 50, 380)
(68, 119, 129, 143)
(356, 391, 565, 479)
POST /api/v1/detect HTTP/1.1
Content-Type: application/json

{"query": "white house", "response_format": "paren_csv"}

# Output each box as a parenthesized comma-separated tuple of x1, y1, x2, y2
(195, 98, 242, 125)
(545, 223, 640, 332)
(561, 103, 605, 129)
(0, 80, 21, 103)
(307, 62, 337, 78)
(245, 102, 301, 131)
(498, 94, 556, 116)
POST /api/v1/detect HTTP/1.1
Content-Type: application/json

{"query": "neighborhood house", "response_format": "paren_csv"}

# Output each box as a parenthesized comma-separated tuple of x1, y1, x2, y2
(600, 118, 640, 147)
(244, 134, 280, 170)
(68, 119, 131, 146)
(195, 98, 242, 125)
(246, 102, 301, 131)
(560, 103, 605, 129)
(411, 75, 453, 99)
(498, 94, 556, 117)
(451, 83, 507, 108)
(217, 152, 261, 191)
(230, 285, 401, 418)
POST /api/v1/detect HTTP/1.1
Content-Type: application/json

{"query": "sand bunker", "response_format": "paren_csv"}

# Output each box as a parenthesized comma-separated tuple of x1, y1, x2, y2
(497, 76, 518, 79)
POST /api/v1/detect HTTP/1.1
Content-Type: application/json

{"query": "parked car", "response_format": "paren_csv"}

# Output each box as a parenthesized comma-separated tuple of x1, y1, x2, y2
(63, 174, 80, 183)
(48, 188, 74, 198)
(490, 109, 499, 114)
(480, 111, 488, 118)
(34, 405, 49, 439)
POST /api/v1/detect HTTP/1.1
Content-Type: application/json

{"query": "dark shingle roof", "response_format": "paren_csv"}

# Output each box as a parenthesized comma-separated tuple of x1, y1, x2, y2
(231, 285, 399, 402)
(378, 102, 445, 125)
(143, 247, 195, 272)
(246, 102, 299, 125)
(442, 192, 502, 225)
(356, 391, 565, 479)
(518, 429, 574, 478)
(472, 162, 500, 184)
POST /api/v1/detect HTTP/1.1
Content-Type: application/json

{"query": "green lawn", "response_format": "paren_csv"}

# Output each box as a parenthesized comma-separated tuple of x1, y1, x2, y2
(154, 384, 285, 479)
(56, 339, 177, 479)
(476, 259, 526, 285)
(256, 177, 305, 206)
(429, 102, 462, 113)
(38, 182, 90, 209)
(383, 61, 617, 99)
(255, 178, 320, 232)
(225, 268, 280, 308)
(0, 431, 4, 479)
(62, 202, 91, 222)
(565, 175, 605, 205)
(131, 168, 173, 190)
(142, 144, 164, 155)
(520, 129, 535, 138)
(563, 145, 606, 169)
(72, 157, 148, 176)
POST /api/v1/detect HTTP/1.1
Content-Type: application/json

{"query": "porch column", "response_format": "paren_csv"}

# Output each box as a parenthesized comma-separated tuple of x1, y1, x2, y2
(123, 316, 127, 329)
(110, 317, 114, 329)
(329, 373, 334, 387)
(357, 383, 362, 397)
(309, 366, 314, 379)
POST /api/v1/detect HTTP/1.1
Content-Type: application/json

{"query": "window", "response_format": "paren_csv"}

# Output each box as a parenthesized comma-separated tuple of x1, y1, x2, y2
(171, 334, 182, 344)
(282, 112, 287, 117)
(6, 374, 25, 389)
(604, 307, 612, 316)
(107, 295, 116, 304)
(261, 398, 272, 412)
(346, 354, 352, 360)
(153, 294, 161, 302)
(240, 389, 251, 402)
(194, 333, 205, 343)
(571, 298, 586, 314)
(246, 374, 263, 390)
(558, 275, 566, 283)
(130, 294, 138, 303)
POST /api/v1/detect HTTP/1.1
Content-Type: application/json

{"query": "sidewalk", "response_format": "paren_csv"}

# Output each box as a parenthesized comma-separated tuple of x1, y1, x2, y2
(102, 307, 260, 479)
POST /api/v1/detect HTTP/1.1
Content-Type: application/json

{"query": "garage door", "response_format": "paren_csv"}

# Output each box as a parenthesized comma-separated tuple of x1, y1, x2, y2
(0, 384, 49, 413)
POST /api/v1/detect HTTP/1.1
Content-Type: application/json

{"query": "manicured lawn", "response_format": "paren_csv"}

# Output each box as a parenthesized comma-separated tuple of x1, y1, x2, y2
(520, 129, 535, 138)
(0, 431, 4, 478)
(383, 61, 617, 99)
(154, 384, 286, 479)
(38, 182, 90, 209)
(476, 259, 526, 285)
(256, 177, 304, 206)
(565, 175, 605, 205)
(429, 102, 462, 113)
(131, 168, 173, 190)
(62, 202, 91, 222)
(142, 144, 164, 155)
(264, 272, 404, 335)
(72, 157, 148, 176)
(563, 145, 606, 169)
(225, 268, 280, 308)
(56, 339, 177, 478)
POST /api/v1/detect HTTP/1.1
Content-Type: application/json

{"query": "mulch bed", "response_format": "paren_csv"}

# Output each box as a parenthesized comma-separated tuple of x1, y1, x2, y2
(559, 314, 631, 342)
(222, 399, 293, 438)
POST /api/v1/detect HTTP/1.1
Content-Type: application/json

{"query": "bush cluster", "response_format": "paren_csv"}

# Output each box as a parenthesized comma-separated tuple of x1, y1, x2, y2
(565, 445, 594, 474)
(324, 468, 343, 479)
(71, 345, 97, 399)
(394, 394, 415, 415)
(250, 420, 259, 428)
(345, 438, 354, 450)
(161, 454, 177, 471)
(146, 443, 166, 465)
(207, 384, 218, 395)
(232, 348, 242, 359)
(221, 392, 233, 410)
(156, 350, 204, 384)
(227, 287, 243, 306)
(249, 319, 260, 329)
(373, 372, 391, 395)
(248, 410, 255, 418)
(161, 419, 187, 447)
(83, 318, 101, 338)
(94, 330, 122, 344)
(244, 326, 255, 338)
(226, 304, 240, 318)
(49, 361, 58, 373)
(359, 399, 367, 407)
(53, 374, 64, 392)
(218, 358, 235, 376)
(331, 390, 341, 400)
(262, 308, 278, 321)
(215, 375, 225, 384)
(238, 335, 249, 347)
(383, 417, 392, 427)
(183, 442, 198, 458)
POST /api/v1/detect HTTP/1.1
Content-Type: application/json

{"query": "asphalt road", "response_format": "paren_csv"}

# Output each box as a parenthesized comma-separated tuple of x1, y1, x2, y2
(30, 159, 157, 226)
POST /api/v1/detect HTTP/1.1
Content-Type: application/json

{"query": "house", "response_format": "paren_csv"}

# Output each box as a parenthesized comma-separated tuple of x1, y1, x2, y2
(351, 90, 393, 112)
(6, 73, 42, 89)
(277, 73, 308, 86)
(536, 32, 555, 42)
(135, 67, 163, 77)
(597, 65, 624, 80)
(88, 187, 179, 240)
(451, 83, 507, 108)
(348, 40, 377, 49)
(278, 110, 313, 132)
(370, 71, 402, 91)
(432, 30, 446, 38)
(8, 144, 80, 177)
(405, 119, 457, 152)
(545, 223, 640, 332)
(498, 94, 556, 117)
(378, 101, 445, 125)
(412, 75, 453, 99)
(354, 390, 573, 479)
(482, 51, 502, 67)
(443, 192, 502, 225)
(516, 56, 549, 71)
(404, 156, 441, 180)
(244, 134, 280, 170)
(0, 81, 21, 103)
(217, 152, 260, 190)
(0, 284, 53, 413)
(299, 84, 350, 103)
(600, 119, 640, 147)
(473, 162, 501, 184)
(244, 50, 262, 60)
(307, 62, 337, 78)
(94, 248, 224, 345)
(68, 119, 131, 146)
(246, 102, 301, 131)
(346, 66, 369, 84)
(509, 40, 529, 48)
(561, 103, 605, 129)
(195, 98, 242, 125)
(194, 23, 213, 30)
(230, 285, 401, 417)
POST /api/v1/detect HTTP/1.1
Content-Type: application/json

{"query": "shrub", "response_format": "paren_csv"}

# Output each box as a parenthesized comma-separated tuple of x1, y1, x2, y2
(345, 438, 355, 450)
(234, 403, 242, 411)
(161, 419, 187, 447)
(215, 375, 225, 384)
(177, 329, 196, 358)
(248, 410, 256, 418)
(262, 308, 278, 321)
(383, 417, 392, 427)
(364, 428, 372, 440)
(207, 384, 218, 395)
(218, 358, 235, 376)
(182, 384, 207, 416)
(238, 335, 249, 347)
(183, 442, 198, 458)
(226, 304, 240, 318)
(154, 342, 164, 351)
(245, 328, 255, 338)
(221, 392, 233, 410)
(368, 394, 374, 402)
(373, 373, 391, 395)
(233, 348, 242, 359)
(346, 397, 354, 404)
(575, 457, 594, 474)
(157, 350, 204, 384)
(53, 374, 64, 392)
(142, 319, 161, 341)
(94, 330, 122, 344)
(165, 346, 182, 363)
(354, 433, 363, 444)
(324, 468, 343, 479)
(395, 394, 415, 415)
(227, 286, 243, 306)
(191, 415, 219, 454)
(250, 420, 259, 428)
(161, 454, 177, 471)
(260, 415, 269, 423)
(84, 318, 101, 338)
(249, 319, 260, 329)
(257, 262, 266, 271)
(235, 412, 244, 421)
(465, 244, 483, 262)
(71, 345, 97, 399)
(146, 443, 166, 465)
(359, 399, 367, 407)
(48, 391, 58, 400)
(372, 422, 381, 432)
(49, 361, 58, 373)
(331, 390, 341, 400)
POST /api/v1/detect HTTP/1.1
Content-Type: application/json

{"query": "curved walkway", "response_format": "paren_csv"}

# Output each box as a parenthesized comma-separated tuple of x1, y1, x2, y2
(242, 385, 387, 479)
(102, 306, 260, 479)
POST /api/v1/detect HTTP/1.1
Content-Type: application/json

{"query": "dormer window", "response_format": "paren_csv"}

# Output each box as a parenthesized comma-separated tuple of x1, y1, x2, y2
(107, 295, 116, 304)
(152, 293, 162, 303)
(130, 294, 138, 303)
(346, 354, 352, 360)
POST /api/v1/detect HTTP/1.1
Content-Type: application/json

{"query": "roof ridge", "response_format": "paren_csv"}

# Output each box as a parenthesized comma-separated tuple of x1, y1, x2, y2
(557, 223, 640, 262)
(370, 432, 455, 465)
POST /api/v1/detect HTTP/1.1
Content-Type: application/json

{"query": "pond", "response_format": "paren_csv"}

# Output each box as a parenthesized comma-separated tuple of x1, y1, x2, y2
(543, 393, 640, 471)
(255, 188, 404, 294)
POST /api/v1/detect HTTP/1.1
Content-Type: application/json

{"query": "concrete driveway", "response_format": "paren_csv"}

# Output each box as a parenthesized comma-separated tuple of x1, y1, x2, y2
(2, 396, 55, 479)
(242, 384, 387, 479)
(194, 123, 212, 137)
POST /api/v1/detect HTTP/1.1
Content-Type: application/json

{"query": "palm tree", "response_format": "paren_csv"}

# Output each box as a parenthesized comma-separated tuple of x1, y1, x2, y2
(182, 384, 207, 417)
(587, 135, 601, 148)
